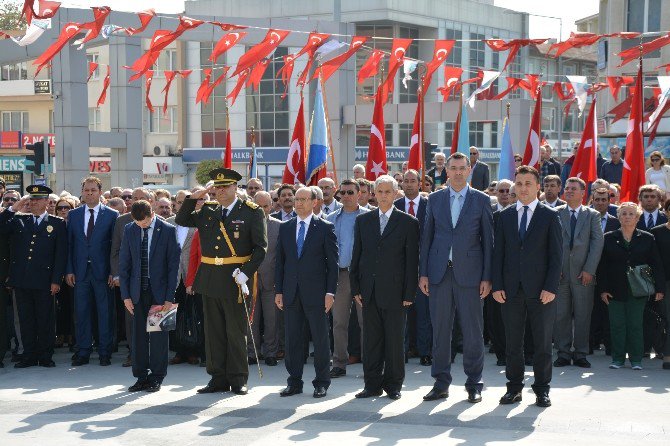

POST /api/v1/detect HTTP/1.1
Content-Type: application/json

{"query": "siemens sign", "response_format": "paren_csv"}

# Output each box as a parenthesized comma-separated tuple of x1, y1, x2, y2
(0, 157, 27, 171)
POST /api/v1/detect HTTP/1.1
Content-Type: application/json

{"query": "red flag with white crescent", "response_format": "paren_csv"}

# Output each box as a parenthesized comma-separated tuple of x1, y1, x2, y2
(312, 36, 368, 83)
(96, 65, 111, 107)
(283, 96, 306, 184)
(357, 50, 384, 84)
(123, 9, 156, 36)
(366, 87, 387, 180)
(293, 32, 330, 87)
(621, 63, 646, 203)
(232, 29, 289, 77)
(22, 0, 61, 26)
(569, 96, 598, 184)
(277, 54, 296, 100)
(87, 62, 98, 82)
(201, 67, 229, 105)
(407, 93, 422, 171)
(226, 70, 250, 106)
(195, 68, 212, 104)
(437, 66, 463, 101)
(380, 38, 413, 103)
(162, 70, 192, 114)
(522, 87, 542, 169)
(422, 40, 455, 97)
(246, 59, 270, 92)
(145, 70, 154, 112)
(210, 31, 247, 63)
(33, 23, 82, 76)
(73, 6, 112, 48)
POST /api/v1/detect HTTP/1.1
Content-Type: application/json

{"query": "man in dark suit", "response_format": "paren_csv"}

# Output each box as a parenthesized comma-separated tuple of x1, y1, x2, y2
(120, 200, 180, 392)
(541, 175, 566, 208)
(419, 152, 494, 404)
(270, 184, 297, 221)
(275, 186, 338, 399)
(351, 175, 419, 400)
(637, 184, 667, 231)
(469, 147, 490, 191)
(0, 186, 67, 368)
(492, 165, 563, 408)
(394, 169, 430, 366)
(66, 176, 119, 367)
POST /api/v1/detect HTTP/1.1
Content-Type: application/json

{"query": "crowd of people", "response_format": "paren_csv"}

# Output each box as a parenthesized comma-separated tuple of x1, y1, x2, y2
(0, 142, 669, 407)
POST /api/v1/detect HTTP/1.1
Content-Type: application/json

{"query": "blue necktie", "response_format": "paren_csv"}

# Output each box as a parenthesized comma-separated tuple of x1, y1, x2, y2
(449, 194, 462, 261)
(519, 205, 529, 241)
(297, 221, 306, 257)
(570, 210, 577, 250)
(647, 213, 654, 229)
(141, 227, 149, 290)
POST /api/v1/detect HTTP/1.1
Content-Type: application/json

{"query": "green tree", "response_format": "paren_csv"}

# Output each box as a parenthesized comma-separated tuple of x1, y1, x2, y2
(196, 159, 223, 186)
(0, 0, 26, 31)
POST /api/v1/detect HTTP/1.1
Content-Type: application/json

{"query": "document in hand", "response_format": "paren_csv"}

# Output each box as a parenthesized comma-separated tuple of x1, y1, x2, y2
(147, 304, 179, 332)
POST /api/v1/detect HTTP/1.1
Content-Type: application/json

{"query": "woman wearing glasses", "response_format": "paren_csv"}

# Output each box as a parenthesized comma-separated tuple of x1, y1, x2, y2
(646, 151, 670, 200)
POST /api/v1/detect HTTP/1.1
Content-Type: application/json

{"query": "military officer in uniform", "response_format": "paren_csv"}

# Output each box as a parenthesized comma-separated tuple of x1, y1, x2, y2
(175, 168, 267, 395)
(0, 185, 67, 368)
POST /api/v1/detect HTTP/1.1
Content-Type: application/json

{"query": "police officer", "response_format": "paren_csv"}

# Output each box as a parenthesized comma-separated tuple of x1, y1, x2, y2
(0, 185, 67, 368)
(176, 168, 267, 395)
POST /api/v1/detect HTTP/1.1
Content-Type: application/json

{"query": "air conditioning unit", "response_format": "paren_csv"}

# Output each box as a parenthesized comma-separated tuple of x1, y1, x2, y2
(152, 145, 167, 156)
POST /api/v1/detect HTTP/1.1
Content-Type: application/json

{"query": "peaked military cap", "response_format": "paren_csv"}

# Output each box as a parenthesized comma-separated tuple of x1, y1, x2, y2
(210, 168, 243, 186)
(25, 184, 53, 198)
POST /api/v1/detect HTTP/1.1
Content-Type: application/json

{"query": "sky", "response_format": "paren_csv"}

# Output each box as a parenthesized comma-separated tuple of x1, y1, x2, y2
(57, 0, 600, 41)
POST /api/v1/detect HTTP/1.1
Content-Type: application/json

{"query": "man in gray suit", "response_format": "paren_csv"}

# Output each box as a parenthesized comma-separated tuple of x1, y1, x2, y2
(554, 177, 604, 369)
(468, 146, 490, 191)
(249, 191, 282, 366)
(419, 152, 494, 403)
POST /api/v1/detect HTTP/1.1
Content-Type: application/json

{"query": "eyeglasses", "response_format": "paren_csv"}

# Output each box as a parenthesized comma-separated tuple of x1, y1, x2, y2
(609, 194, 616, 198)
(121, 195, 132, 199)
(294, 197, 312, 203)
(341, 190, 356, 195)
(641, 194, 658, 200)
(56, 205, 72, 211)
(2, 197, 17, 202)
(470, 152, 477, 155)
(651, 158, 661, 162)
(272, 197, 279, 202)
(497, 189, 510, 194)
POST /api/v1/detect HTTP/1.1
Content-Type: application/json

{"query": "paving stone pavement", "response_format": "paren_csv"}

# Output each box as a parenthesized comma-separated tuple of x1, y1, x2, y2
(0, 348, 668, 445)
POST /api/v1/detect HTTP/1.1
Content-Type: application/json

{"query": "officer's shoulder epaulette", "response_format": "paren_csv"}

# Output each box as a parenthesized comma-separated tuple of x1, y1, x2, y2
(203, 201, 219, 207)
(49, 215, 65, 221)
(244, 200, 259, 209)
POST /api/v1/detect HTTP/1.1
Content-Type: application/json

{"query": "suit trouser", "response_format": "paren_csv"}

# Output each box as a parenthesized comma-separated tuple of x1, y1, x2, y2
(608, 297, 645, 364)
(12, 291, 23, 354)
(247, 285, 280, 359)
(284, 291, 331, 389)
(428, 268, 485, 392)
(501, 287, 556, 394)
(0, 286, 8, 361)
(202, 293, 248, 388)
(14, 288, 55, 362)
(332, 271, 363, 369)
(362, 295, 406, 392)
(74, 267, 114, 358)
(555, 279, 594, 361)
(486, 296, 506, 361)
(664, 281, 670, 358)
(131, 286, 168, 383)
(413, 290, 432, 356)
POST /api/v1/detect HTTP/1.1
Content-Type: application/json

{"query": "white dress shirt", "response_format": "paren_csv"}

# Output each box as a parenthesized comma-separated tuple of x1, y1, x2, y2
(83, 203, 101, 235)
(516, 198, 539, 231)
(32, 211, 48, 226)
(568, 205, 581, 217)
(175, 224, 189, 248)
(643, 209, 659, 227)
(404, 196, 420, 215)
(378, 206, 393, 221)
(222, 198, 238, 218)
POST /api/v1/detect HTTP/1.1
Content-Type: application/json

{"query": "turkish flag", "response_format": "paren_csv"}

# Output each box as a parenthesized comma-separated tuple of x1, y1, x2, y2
(22, 0, 61, 26)
(145, 70, 154, 112)
(227, 70, 250, 106)
(294, 32, 330, 87)
(123, 9, 156, 36)
(570, 97, 598, 186)
(162, 70, 192, 114)
(87, 62, 98, 82)
(522, 88, 542, 169)
(606, 76, 634, 101)
(380, 38, 413, 103)
(621, 64, 646, 203)
(283, 96, 306, 184)
(247, 59, 270, 92)
(486, 38, 547, 72)
(73, 6, 112, 48)
(519, 74, 546, 100)
(608, 96, 632, 124)
(223, 128, 232, 169)
(201, 67, 229, 105)
(277, 53, 296, 99)
(96, 65, 111, 107)
(357, 50, 384, 84)
(407, 94, 422, 171)
(619, 32, 670, 67)
(422, 40, 455, 97)
(232, 29, 289, 76)
(195, 68, 212, 104)
(437, 66, 463, 101)
(490, 77, 524, 100)
(366, 87, 387, 180)
(553, 82, 575, 101)
(34, 23, 83, 76)
(312, 36, 368, 83)
(210, 31, 247, 63)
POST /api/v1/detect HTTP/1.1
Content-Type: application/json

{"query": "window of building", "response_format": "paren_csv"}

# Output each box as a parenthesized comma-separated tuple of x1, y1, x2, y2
(86, 53, 100, 80)
(627, 0, 661, 32)
(148, 107, 178, 133)
(1, 111, 29, 132)
(199, 42, 229, 148)
(444, 122, 455, 147)
(88, 108, 101, 131)
(398, 123, 412, 147)
(154, 49, 177, 78)
(246, 46, 289, 147)
(468, 121, 498, 148)
(398, 26, 419, 104)
(542, 107, 555, 132)
(1, 62, 28, 81)
(508, 57, 522, 99)
(355, 24, 393, 105)
(356, 124, 393, 147)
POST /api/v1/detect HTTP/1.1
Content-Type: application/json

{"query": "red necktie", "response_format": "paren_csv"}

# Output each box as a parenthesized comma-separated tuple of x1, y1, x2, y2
(408, 200, 415, 216)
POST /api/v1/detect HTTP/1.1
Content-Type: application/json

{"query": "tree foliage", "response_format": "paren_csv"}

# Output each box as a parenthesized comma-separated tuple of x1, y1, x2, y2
(0, 0, 26, 31)
(196, 159, 222, 186)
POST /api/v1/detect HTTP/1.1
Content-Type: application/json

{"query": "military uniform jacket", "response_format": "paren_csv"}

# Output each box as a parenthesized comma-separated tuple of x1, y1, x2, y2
(175, 198, 267, 298)
(0, 210, 67, 290)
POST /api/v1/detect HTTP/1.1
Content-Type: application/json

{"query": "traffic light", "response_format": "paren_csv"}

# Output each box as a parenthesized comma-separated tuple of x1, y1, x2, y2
(25, 141, 48, 175)
(423, 142, 438, 171)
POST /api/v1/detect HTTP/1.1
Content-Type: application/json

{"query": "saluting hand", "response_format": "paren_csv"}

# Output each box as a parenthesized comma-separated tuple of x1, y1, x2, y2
(189, 188, 210, 201)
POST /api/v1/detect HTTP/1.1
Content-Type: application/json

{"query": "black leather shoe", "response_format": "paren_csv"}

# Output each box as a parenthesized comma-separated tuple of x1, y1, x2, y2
(197, 381, 230, 393)
(499, 391, 522, 405)
(232, 385, 248, 395)
(420, 355, 433, 366)
(71, 357, 89, 366)
(423, 387, 449, 401)
(280, 386, 303, 397)
(99, 357, 111, 366)
(535, 393, 551, 407)
(405, 354, 408, 364)
(145, 382, 161, 393)
(0, 361, 4, 368)
(265, 357, 278, 366)
(248, 357, 257, 365)
(355, 388, 383, 398)
(467, 389, 482, 403)
(313, 386, 327, 398)
(553, 357, 571, 367)
(496, 359, 506, 366)
(14, 360, 38, 368)
(573, 358, 591, 368)
(39, 359, 56, 368)
(329, 367, 346, 378)
(387, 391, 401, 400)
(128, 379, 148, 392)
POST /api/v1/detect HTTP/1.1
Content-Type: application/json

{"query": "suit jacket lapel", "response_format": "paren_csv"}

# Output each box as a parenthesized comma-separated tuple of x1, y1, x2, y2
(455, 188, 473, 228)
(507, 208, 522, 245)
(149, 220, 162, 261)
(560, 207, 571, 236)
(288, 219, 298, 259)
(381, 208, 400, 238)
(574, 205, 588, 236)
(300, 217, 319, 256)
(524, 203, 542, 239)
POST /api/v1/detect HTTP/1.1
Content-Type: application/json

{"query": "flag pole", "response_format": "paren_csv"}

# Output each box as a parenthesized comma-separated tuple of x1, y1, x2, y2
(249, 125, 256, 181)
(419, 66, 426, 188)
(301, 87, 307, 184)
(224, 98, 230, 168)
(319, 68, 339, 185)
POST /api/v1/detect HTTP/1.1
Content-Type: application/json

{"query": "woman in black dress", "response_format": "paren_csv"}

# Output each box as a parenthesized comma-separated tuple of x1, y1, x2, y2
(650, 200, 670, 370)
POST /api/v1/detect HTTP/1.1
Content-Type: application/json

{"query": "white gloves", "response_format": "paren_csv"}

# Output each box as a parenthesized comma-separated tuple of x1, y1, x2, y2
(232, 268, 250, 295)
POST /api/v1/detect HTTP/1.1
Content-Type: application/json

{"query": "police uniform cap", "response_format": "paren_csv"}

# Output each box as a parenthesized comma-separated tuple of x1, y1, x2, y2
(209, 168, 242, 187)
(25, 184, 53, 199)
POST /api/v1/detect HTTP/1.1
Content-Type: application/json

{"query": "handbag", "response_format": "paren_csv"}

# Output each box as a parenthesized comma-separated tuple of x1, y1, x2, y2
(626, 264, 655, 298)
(175, 295, 203, 349)
(643, 299, 667, 354)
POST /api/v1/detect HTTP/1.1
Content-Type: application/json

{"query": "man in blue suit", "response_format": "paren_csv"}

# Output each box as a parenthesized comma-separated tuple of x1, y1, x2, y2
(120, 200, 180, 392)
(275, 186, 338, 399)
(66, 176, 119, 366)
(419, 152, 494, 404)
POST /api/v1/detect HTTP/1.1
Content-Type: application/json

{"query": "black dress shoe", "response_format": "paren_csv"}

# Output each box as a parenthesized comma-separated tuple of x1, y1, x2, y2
(232, 385, 248, 395)
(11, 353, 22, 362)
(71, 352, 78, 361)
(387, 391, 401, 400)
(0, 361, 4, 368)
(145, 382, 161, 393)
(248, 357, 258, 365)
(329, 367, 346, 378)
(197, 380, 230, 394)
(313, 386, 327, 398)
(128, 379, 148, 392)
(405, 354, 408, 364)
(535, 393, 551, 407)
(420, 355, 433, 366)
(265, 357, 278, 366)
(71, 357, 89, 366)
(499, 391, 522, 405)
(99, 357, 111, 366)
(39, 359, 56, 368)
(573, 358, 591, 368)
(14, 360, 38, 368)
(280, 386, 303, 397)
(423, 387, 449, 401)
(496, 359, 506, 366)
(122, 356, 132, 367)
(355, 388, 383, 398)
(553, 357, 571, 367)
(662, 362, 670, 370)
(467, 389, 482, 403)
